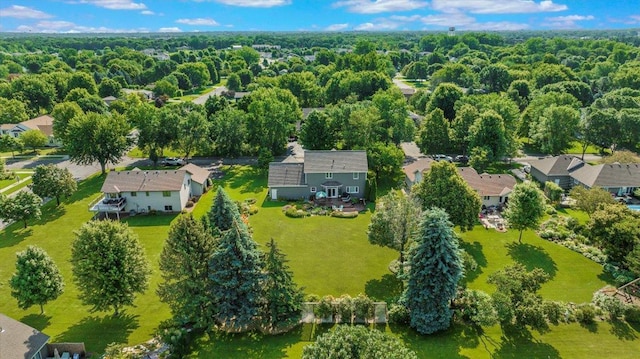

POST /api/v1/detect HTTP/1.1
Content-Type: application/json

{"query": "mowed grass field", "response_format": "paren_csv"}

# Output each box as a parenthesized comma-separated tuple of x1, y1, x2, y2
(1, 165, 639, 358)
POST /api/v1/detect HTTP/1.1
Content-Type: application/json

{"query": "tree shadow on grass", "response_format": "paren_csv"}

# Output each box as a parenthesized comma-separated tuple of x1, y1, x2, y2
(580, 320, 599, 333)
(63, 174, 106, 205)
(122, 213, 178, 227)
(389, 322, 477, 358)
(494, 324, 561, 359)
(261, 196, 286, 208)
(610, 319, 639, 341)
(506, 242, 558, 279)
(54, 313, 139, 355)
(21, 313, 52, 331)
(0, 224, 33, 248)
(225, 166, 267, 195)
(193, 324, 308, 359)
(365, 273, 403, 302)
(460, 241, 487, 284)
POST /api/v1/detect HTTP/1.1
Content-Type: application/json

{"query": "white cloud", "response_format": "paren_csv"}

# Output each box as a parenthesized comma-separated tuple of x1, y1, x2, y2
(431, 0, 567, 14)
(325, 23, 349, 31)
(140, 10, 154, 15)
(462, 21, 530, 30)
(158, 27, 182, 32)
(544, 14, 595, 28)
(354, 18, 404, 30)
(176, 18, 220, 26)
(13, 20, 149, 33)
(333, 0, 428, 14)
(73, 0, 147, 10)
(210, 0, 291, 7)
(0, 5, 53, 19)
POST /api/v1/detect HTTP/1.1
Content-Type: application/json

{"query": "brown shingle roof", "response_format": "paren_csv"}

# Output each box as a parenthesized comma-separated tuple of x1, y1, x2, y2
(402, 157, 433, 183)
(0, 313, 50, 359)
(268, 162, 305, 187)
(101, 170, 187, 193)
(180, 163, 209, 185)
(571, 163, 640, 188)
(20, 115, 54, 131)
(457, 167, 517, 197)
(304, 150, 368, 173)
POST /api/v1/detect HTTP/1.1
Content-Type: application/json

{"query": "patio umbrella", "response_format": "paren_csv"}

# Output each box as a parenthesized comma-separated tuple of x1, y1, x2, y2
(315, 191, 327, 199)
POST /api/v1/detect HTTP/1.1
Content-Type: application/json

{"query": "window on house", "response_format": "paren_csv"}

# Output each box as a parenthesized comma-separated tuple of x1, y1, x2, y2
(353, 172, 359, 180)
(325, 172, 333, 179)
(310, 187, 317, 193)
(483, 196, 490, 200)
(162, 191, 171, 197)
(164, 205, 173, 211)
(346, 186, 359, 194)
(131, 192, 137, 197)
(145, 191, 150, 196)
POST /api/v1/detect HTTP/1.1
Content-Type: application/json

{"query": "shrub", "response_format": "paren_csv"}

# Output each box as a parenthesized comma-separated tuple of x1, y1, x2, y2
(337, 295, 353, 323)
(306, 294, 320, 302)
(285, 207, 307, 218)
(330, 211, 358, 218)
(457, 289, 498, 327)
(462, 250, 478, 273)
(353, 294, 374, 321)
(388, 303, 410, 325)
(245, 198, 257, 205)
(545, 205, 557, 215)
(543, 301, 564, 325)
(314, 295, 335, 320)
(575, 304, 597, 324)
(185, 200, 194, 208)
(624, 306, 640, 323)
(248, 205, 259, 215)
(593, 292, 626, 320)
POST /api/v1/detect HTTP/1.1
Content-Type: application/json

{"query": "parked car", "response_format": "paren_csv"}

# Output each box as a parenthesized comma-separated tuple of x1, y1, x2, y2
(455, 155, 469, 163)
(161, 157, 185, 166)
(433, 154, 453, 162)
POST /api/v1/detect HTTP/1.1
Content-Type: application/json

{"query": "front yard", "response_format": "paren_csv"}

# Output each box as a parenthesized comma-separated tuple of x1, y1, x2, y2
(0, 165, 638, 358)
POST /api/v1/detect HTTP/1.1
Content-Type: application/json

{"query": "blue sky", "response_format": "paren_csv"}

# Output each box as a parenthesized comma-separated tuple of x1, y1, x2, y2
(0, 1, 639, 33)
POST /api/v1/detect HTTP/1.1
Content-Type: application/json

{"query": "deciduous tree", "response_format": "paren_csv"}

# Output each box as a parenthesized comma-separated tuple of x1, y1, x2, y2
(417, 108, 450, 155)
(20, 129, 48, 153)
(0, 191, 42, 228)
(503, 182, 546, 243)
(412, 161, 481, 231)
(587, 204, 640, 265)
(401, 208, 463, 334)
(568, 186, 616, 215)
(10, 245, 64, 314)
(72, 220, 150, 316)
(31, 164, 77, 206)
(65, 112, 132, 174)
(300, 110, 335, 150)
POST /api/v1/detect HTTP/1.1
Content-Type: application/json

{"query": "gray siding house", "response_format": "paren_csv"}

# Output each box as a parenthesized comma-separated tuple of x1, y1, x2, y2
(528, 155, 585, 190)
(268, 150, 368, 200)
(570, 163, 640, 195)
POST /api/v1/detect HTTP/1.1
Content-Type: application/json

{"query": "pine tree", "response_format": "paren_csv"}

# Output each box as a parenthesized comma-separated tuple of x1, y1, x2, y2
(401, 208, 463, 334)
(10, 245, 64, 314)
(263, 238, 305, 329)
(209, 218, 265, 330)
(71, 220, 150, 316)
(207, 186, 241, 235)
(158, 214, 217, 328)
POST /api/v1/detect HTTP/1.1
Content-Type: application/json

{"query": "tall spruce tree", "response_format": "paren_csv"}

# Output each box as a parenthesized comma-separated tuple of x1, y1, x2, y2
(158, 214, 217, 328)
(263, 238, 305, 329)
(401, 207, 463, 334)
(207, 186, 241, 235)
(209, 218, 265, 330)
(10, 245, 64, 314)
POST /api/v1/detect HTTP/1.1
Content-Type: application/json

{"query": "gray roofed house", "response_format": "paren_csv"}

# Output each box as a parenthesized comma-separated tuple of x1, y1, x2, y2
(268, 150, 368, 201)
(0, 313, 50, 359)
(570, 163, 640, 195)
(180, 163, 212, 196)
(528, 155, 585, 189)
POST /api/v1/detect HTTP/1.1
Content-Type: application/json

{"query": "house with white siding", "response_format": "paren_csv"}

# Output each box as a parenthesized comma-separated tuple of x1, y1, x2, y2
(90, 164, 209, 218)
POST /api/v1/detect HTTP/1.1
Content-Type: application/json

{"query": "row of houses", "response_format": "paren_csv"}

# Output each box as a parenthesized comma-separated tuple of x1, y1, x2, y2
(528, 155, 640, 195)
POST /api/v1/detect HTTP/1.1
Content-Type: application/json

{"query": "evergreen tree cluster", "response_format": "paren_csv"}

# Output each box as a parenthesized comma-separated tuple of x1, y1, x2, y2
(158, 186, 304, 332)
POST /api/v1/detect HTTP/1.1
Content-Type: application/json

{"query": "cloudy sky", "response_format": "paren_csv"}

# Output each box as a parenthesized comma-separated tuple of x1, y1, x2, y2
(0, 0, 639, 33)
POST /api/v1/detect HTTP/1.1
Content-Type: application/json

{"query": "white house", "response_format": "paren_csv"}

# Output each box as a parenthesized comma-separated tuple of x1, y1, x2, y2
(90, 164, 209, 218)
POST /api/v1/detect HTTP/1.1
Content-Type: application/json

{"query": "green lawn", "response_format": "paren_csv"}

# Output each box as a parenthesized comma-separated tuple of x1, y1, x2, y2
(1, 166, 638, 358)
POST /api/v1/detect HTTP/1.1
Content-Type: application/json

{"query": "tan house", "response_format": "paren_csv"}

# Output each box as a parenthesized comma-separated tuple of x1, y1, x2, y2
(457, 167, 517, 207)
(0, 115, 62, 147)
(402, 157, 434, 189)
